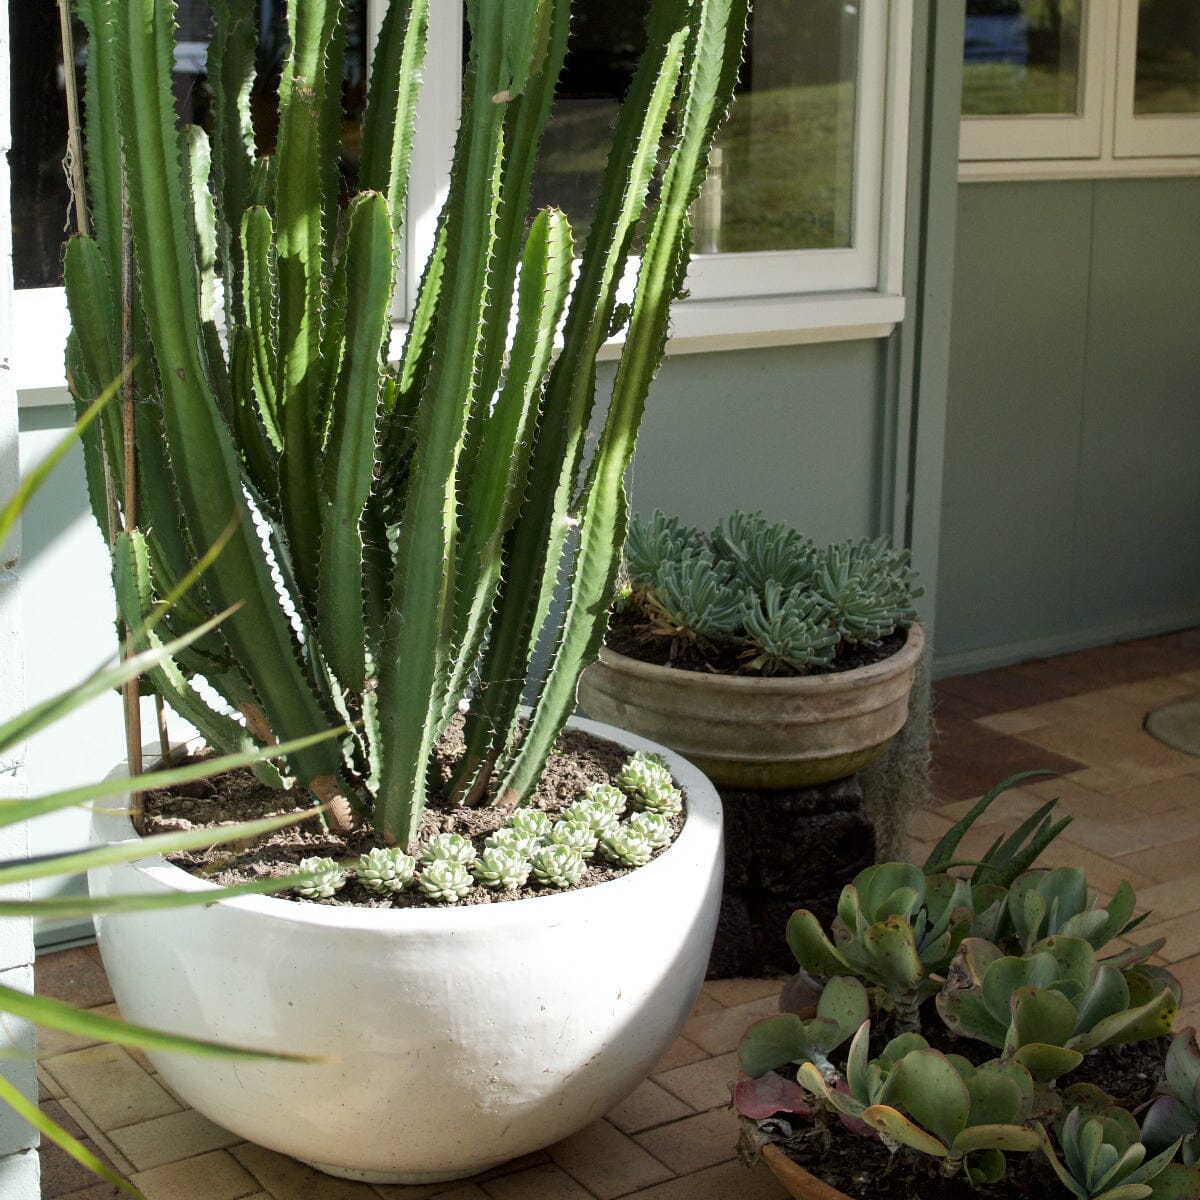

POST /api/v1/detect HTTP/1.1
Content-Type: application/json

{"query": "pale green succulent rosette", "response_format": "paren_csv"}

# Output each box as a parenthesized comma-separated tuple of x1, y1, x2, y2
(417, 859, 474, 903)
(529, 844, 587, 889)
(598, 828, 654, 868)
(419, 832, 478, 867)
(627, 811, 673, 849)
(354, 847, 416, 895)
(549, 819, 598, 857)
(562, 800, 621, 839)
(293, 857, 348, 899)
(473, 846, 532, 891)
(484, 826, 541, 856)
(581, 783, 627, 816)
(506, 809, 553, 844)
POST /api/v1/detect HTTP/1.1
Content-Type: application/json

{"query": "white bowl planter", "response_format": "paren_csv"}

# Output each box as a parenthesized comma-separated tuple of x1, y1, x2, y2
(88, 717, 723, 1185)
(578, 624, 925, 789)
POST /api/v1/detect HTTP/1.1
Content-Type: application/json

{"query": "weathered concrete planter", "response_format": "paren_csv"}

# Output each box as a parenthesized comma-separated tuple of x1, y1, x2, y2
(87, 717, 723, 1184)
(578, 624, 924, 789)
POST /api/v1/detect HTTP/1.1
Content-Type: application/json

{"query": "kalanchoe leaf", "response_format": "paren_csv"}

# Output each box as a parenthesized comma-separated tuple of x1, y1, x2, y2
(1144, 1163, 1200, 1200)
(777, 968, 825, 1015)
(738, 1013, 840, 1077)
(861, 1103, 950, 1158)
(732, 1070, 814, 1120)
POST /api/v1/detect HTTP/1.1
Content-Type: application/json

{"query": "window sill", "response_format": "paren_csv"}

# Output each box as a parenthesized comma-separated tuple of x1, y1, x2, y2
(385, 290, 905, 365)
(17, 285, 906, 405)
(959, 157, 1200, 184)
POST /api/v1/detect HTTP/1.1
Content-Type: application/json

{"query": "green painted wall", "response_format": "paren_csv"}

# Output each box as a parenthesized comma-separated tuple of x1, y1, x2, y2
(937, 177, 1200, 673)
(625, 339, 887, 543)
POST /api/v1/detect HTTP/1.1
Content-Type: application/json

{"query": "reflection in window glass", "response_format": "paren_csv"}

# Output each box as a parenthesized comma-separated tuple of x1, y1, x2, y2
(961, 0, 1082, 117)
(9, 0, 367, 291)
(1134, 0, 1200, 116)
(529, 0, 859, 255)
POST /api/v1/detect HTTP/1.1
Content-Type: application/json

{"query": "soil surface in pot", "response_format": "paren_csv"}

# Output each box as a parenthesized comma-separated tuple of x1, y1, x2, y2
(605, 599, 905, 677)
(748, 1037, 1167, 1200)
(141, 721, 684, 909)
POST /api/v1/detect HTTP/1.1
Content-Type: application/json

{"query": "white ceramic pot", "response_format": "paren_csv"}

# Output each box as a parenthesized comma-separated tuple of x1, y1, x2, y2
(578, 623, 925, 789)
(88, 717, 723, 1185)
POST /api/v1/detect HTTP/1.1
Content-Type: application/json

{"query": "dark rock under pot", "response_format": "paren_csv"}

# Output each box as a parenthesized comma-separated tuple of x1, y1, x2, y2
(707, 775, 875, 979)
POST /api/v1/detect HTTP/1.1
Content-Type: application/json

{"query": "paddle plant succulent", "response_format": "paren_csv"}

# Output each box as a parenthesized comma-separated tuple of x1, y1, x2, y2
(735, 779, 1200, 1198)
(63, 0, 748, 851)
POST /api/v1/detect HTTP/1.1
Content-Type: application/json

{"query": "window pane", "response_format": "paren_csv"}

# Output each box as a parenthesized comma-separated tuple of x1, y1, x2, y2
(961, 0, 1082, 117)
(8, 0, 367, 292)
(528, 0, 859, 255)
(1133, 0, 1200, 116)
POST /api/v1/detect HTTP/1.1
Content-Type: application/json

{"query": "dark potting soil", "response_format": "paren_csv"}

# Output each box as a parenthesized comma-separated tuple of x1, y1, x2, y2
(605, 601, 906, 678)
(746, 1037, 1169, 1200)
(142, 720, 684, 909)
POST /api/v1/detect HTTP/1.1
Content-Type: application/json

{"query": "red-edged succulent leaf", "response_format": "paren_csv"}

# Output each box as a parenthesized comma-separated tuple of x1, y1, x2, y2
(733, 1070, 814, 1120)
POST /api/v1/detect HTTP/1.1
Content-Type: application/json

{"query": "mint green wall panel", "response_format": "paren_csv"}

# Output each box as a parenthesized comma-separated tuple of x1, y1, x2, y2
(937, 177, 1200, 673)
(624, 339, 885, 544)
(1071, 179, 1200, 625)
(937, 182, 1093, 659)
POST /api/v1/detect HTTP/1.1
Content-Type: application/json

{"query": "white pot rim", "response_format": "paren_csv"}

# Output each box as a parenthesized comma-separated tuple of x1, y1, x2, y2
(596, 621, 925, 694)
(92, 714, 721, 936)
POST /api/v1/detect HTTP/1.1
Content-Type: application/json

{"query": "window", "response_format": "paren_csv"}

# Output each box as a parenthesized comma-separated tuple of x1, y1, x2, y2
(400, 0, 914, 348)
(960, 0, 1200, 175)
(1113, 0, 1200, 157)
(11, 0, 913, 390)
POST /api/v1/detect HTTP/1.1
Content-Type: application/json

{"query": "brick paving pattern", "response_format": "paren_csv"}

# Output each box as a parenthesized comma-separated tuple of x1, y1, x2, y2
(35, 628, 1200, 1198)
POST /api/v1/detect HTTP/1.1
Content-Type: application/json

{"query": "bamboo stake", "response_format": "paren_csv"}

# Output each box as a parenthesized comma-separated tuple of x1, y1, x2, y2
(120, 172, 144, 809)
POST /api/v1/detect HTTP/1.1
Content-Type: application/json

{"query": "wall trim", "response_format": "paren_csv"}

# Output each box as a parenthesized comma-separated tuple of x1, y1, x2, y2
(933, 607, 1200, 679)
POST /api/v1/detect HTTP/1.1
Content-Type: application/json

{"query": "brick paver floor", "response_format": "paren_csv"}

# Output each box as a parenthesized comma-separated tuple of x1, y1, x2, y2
(34, 627, 1200, 1198)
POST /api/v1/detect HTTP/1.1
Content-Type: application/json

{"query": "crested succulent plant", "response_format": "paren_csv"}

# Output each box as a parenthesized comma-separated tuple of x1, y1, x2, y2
(615, 509, 920, 675)
(735, 780, 1196, 1199)
(293, 857, 348, 900)
(740, 581, 838, 674)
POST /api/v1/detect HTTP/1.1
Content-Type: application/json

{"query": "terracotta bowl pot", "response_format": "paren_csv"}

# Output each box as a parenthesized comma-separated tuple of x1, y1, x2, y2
(762, 1144, 853, 1200)
(578, 623, 924, 789)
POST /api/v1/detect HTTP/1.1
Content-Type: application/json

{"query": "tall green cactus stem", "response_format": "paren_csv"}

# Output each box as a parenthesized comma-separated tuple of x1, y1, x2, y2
(66, 0, 747, 847)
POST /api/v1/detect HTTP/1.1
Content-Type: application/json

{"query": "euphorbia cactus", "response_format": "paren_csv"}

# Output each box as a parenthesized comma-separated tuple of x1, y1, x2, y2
(64, 0, 749, 849)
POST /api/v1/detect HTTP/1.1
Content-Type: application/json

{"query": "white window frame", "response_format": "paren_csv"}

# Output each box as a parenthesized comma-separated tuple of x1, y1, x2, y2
(960, 1, 1200, 182)
(385, 0, 913, 352)
(960, 0, 1109, 161)
(1113, 0, 1200, 159)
